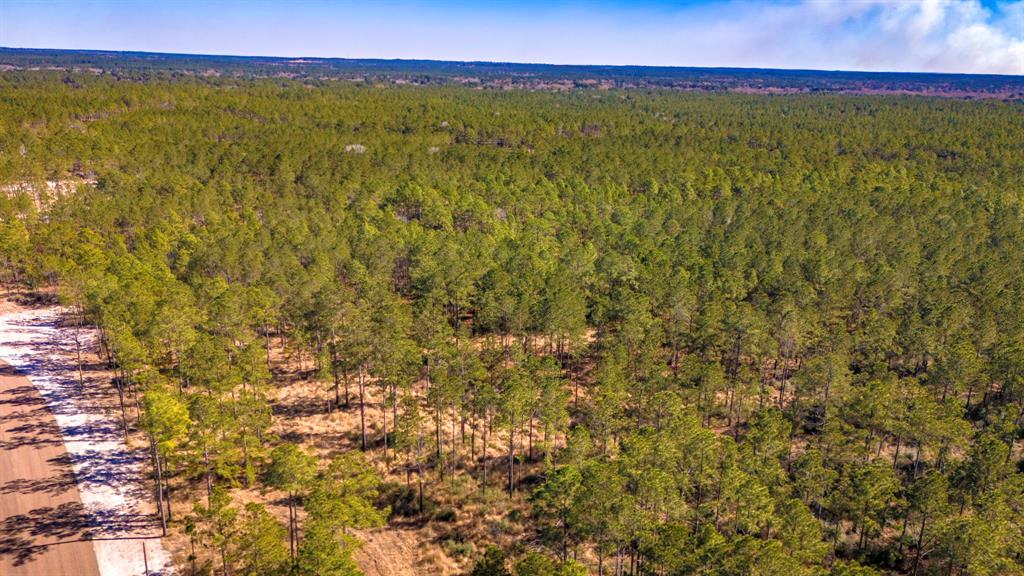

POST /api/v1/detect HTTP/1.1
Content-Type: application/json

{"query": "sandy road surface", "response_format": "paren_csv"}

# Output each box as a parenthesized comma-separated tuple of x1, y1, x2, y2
(0, 303, 173, 575)
(0, 360, 102, 575)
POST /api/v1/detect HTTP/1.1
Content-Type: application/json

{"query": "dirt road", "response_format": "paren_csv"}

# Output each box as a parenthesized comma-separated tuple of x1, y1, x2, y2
(0, 359, 101, 575)
(0, 302, 173, 575)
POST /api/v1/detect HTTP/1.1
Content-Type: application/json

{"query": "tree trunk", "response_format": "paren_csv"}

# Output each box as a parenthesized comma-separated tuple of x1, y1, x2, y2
(893, 435, 902, 469)
(451, 404, 457, 481)
(74, 322, 84, 390)
(435, 408, 443, 473)
(343, 365, 351, 408)
(151, 437, 167, 536)
(288, 498, 296, 560)
(264, 325, 272, 365)
(507, 422, 515, 497)
(481, 415, 489, 492)
(332, 361, 341, 407)
(911, 515, 927, 576)
(115, 374, 129, 438)
(392, 382, 399, 437)
(417, 432, 425, 514)
(528, 416, 534, 462)
(358, 366, 367, 451)
(204, 445, 213, 505)
(470, 413, 477, 466)
(382, 387, 389, 465)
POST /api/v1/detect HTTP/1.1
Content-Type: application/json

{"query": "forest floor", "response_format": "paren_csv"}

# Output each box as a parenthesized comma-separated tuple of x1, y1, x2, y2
(0, 295, 173, 576)
(271, 368, 537, 576)
(0, 291, 564, 576)
(161, 340, 549, 576)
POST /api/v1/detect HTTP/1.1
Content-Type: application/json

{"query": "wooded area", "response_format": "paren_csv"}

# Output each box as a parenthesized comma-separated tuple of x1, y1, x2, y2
(0, 70, 1021, 575)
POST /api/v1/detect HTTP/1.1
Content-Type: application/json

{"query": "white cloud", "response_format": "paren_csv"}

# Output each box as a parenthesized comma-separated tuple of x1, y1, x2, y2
(660, 0, 1024, 74)
(2, 0, 1021, 74)
(455, 0, 1024, 74)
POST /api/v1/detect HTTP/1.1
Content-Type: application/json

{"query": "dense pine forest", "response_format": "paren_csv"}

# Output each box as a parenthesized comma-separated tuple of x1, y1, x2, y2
(1, 70, 1022, 576)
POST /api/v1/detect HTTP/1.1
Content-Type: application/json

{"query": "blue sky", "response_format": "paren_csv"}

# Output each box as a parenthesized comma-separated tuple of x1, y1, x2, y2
(2, 1, 1022, 74)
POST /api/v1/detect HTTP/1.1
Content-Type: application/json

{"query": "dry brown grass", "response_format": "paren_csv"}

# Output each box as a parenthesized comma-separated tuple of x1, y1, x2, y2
(264, 349, 543, 576)
(6, 285, 571, 574)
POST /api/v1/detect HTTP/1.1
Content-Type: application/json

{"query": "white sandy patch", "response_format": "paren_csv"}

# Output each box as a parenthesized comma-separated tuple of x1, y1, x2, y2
(0, 306, 174, 576)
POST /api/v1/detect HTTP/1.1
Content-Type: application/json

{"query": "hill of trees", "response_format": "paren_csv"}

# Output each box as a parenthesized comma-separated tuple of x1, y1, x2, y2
(1, 70, 1022, 575)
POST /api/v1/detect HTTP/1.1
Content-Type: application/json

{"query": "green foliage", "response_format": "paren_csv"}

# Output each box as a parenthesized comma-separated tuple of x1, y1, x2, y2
(3, 71, 1023, 576)
(236, 503, 289, 576)
(295, 516, 363, 576)
(829, 560, 883, 576)
(308, 452, 389, 531)
(142, 384, 191, 456)
(266, 443, 317, 496)
(471, 546, 510, 576)
(512, 551, 587, 576)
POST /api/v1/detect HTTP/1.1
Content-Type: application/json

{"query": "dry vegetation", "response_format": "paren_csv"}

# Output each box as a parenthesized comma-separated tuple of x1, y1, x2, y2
(147, 333, 563, 576)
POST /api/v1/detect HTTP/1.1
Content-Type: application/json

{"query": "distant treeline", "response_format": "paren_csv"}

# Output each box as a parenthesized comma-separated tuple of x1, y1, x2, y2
(1, 47, 1022, 97)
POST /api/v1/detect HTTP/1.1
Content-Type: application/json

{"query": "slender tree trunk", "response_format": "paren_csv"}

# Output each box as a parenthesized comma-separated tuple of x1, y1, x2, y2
(392, 382, 399, 437)
(899, 510, 910, 555)
(417, 432, 425, 513)
(151, 437, 167, 536)
(451, 404, 457, 480)
(507, 422, 515, 497)
(164, 456, 173, 520)
(204, 446, 213, 505)
(343, 365, 351, 408)
(382, 386, 389, 465)
(264, 325, 272, 365)
(911, 514, 927, 576)
(74, 321, 84, 390)
(470, 413, 477, 466)
(858, 506, 869, 550)
(572, 353, 579, 410)
(115, 373, 129, 438)
(913, 442, 923, 478)
(435, 408, 443, 471)
(528, 416, 534, 462)
(481, 415, 489, 492)
(332, 361, 341, 407)
(288, 498, 296, 560)
(358, 366, 367, 451)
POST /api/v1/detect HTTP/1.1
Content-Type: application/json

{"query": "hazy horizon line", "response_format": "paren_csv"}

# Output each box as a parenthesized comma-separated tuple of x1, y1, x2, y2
(3, 45, 1022, 79)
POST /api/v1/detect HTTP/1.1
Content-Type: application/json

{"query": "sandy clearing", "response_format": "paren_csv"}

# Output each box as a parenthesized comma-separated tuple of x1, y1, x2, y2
(0, 304, 173, 575)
